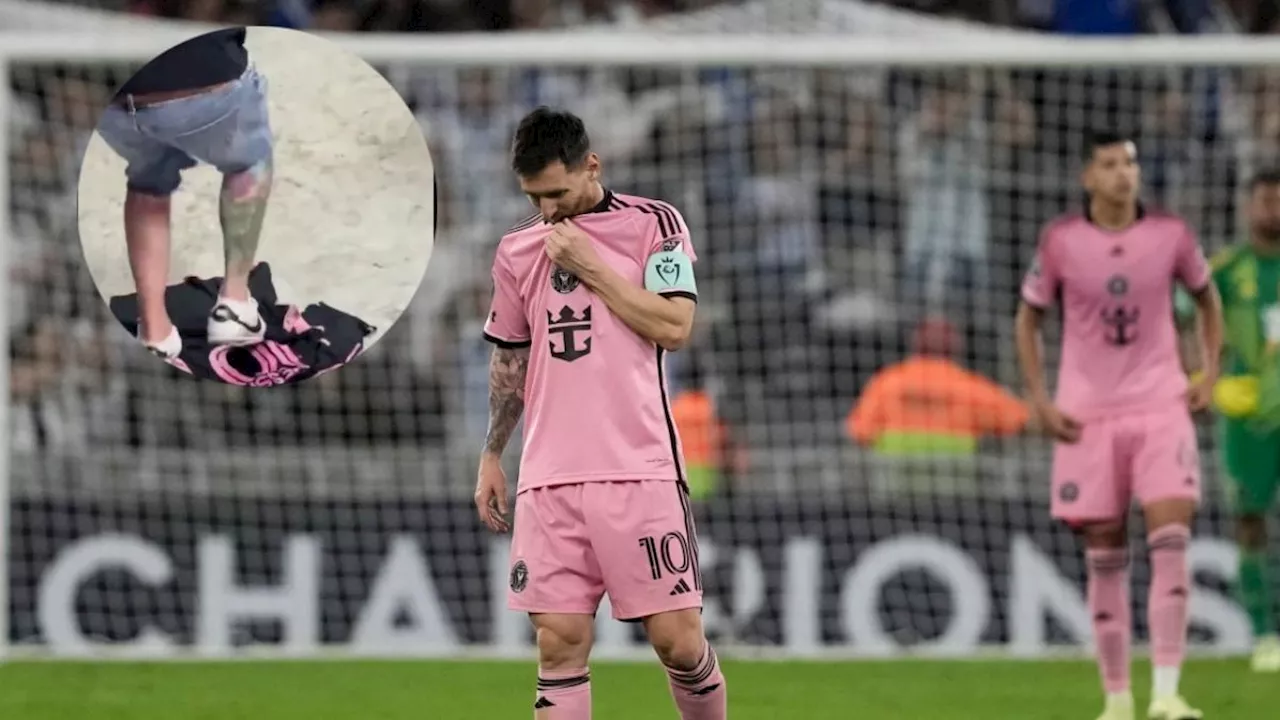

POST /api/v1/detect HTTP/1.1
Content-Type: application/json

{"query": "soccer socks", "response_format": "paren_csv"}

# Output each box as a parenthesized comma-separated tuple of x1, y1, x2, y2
(665, 641, 727, 720)
(1086, 547, 1133, 699)
(1087, 528, 1193, 704)
(534, 667, 591, 719)
(1148, 525, 1191, 699)
(1239, 549, 1277, 639)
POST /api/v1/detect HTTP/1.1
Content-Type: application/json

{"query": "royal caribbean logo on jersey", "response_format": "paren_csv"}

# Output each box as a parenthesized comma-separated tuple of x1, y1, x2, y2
(547, 305, 592, 362)
(1101, 273, 1139, 346)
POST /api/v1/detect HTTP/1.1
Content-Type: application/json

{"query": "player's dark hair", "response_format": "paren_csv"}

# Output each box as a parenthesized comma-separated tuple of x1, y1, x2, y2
(1249, 168, 1280, 191)
(1083, 129, 1133, 161)
(510, 107, 591, 178)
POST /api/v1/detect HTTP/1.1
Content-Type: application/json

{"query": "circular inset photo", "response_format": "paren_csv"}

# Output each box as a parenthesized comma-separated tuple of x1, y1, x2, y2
(77, 26, 433, 386)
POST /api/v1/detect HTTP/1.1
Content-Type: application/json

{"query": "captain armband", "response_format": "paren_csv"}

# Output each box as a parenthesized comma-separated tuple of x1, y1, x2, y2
(644, 248, 698, 299)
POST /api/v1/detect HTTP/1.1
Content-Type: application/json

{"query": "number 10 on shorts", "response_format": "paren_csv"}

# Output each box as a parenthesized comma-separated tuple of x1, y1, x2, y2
(639, 532, 691, 580)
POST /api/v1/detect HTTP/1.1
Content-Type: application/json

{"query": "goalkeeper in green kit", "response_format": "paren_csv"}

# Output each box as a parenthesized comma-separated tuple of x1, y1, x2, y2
(1178, 169, 1280, 672)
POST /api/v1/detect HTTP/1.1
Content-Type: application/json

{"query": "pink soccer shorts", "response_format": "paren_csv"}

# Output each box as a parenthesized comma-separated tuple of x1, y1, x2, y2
(1051, 403, 1201, 524)
(507, 480, 703, 621)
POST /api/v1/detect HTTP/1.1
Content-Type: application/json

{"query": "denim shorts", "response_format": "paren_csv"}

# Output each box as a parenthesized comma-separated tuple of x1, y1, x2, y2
(97, 65, 274, 196)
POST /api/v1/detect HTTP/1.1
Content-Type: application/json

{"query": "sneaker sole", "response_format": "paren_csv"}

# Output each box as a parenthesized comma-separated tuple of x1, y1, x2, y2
(207, 331, 266, 347)
(142, 338, 182, 359)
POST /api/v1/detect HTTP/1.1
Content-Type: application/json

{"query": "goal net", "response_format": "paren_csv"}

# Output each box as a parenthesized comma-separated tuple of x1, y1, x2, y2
(3, 0, 1273, 659)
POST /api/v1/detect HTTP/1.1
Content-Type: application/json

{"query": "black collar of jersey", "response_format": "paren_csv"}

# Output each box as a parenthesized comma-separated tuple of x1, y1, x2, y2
(584, 187, 614, 215)
(1083, 198, 1146, 228)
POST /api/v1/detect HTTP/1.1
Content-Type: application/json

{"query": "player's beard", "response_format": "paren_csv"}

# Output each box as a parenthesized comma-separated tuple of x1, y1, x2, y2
(544, 204, 571, 223)
(555, 196, 595, 223)
(542, 197, 582, 223)
(1256, 224, 1280, 248)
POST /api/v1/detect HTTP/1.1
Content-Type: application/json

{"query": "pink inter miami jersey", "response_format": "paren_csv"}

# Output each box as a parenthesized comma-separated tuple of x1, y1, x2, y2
(1021, 207, 1211, 420)
(483, 190, 698, 493)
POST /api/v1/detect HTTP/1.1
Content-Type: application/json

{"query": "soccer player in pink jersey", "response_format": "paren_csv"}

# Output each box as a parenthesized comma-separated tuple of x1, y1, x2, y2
(1016, 132, 1224, 720)
(473, 107, 726, 720)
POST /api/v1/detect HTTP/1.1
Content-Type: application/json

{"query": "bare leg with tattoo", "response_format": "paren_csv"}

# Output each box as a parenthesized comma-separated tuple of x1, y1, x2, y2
(208, 158, 273, 345)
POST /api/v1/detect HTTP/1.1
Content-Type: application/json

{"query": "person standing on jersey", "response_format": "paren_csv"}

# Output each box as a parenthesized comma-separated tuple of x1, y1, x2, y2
(97, 27, 273, 359)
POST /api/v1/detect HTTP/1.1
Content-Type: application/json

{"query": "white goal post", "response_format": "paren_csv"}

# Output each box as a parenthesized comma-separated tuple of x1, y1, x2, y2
(2, 25, 1278, 662)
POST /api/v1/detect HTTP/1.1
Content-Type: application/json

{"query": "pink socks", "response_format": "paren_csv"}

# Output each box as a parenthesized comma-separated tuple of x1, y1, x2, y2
(1087, 547, 1133, 695)
(534, 667, 591, 719)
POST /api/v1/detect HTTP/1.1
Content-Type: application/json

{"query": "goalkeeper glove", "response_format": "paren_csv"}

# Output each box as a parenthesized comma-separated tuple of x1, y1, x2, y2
(1213, 375, 1260, 419)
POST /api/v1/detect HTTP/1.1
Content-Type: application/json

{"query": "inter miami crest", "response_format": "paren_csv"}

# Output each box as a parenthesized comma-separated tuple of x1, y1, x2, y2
(1106, 274, 1129, 297)
(510, 560, 528, 593)
(1059, 482, 1079, 503)
(551, 266, 580, 294)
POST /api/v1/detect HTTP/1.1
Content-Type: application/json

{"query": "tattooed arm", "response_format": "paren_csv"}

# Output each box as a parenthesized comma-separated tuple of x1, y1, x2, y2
(483, 345, 530, 457)
(475, 345, 529, 533)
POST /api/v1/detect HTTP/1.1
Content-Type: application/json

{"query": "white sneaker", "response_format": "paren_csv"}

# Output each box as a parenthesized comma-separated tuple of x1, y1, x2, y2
(1096, 692, 1134, 720)
(1251, 635, 1280, 673)
(207, 296, 265, 346)
(1147, 695, 1203, 720)
(139, 324, 182, 360)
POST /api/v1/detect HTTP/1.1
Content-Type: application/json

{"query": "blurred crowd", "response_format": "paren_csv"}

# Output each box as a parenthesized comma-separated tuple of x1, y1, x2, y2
(63, 0, 1280, 34)
(33, 0, 1280, 33)
(69, 0, 732, 30)
(8, 0, 1280, 478)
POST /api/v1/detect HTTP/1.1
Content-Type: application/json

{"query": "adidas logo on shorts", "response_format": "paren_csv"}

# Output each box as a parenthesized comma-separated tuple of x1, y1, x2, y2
(669, 578, 692, 596)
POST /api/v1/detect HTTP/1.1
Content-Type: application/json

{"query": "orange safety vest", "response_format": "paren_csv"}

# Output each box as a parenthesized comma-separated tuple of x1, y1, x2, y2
(846, 357, 1030, 455)
(671, 390, 729, 498)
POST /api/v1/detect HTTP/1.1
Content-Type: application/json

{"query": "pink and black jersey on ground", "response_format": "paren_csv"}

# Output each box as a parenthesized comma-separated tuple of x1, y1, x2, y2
(109, 262, 374, 386)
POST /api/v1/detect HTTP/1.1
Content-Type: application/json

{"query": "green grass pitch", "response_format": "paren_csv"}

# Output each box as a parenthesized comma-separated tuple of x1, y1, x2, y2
(0, 658, 1274, 719)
